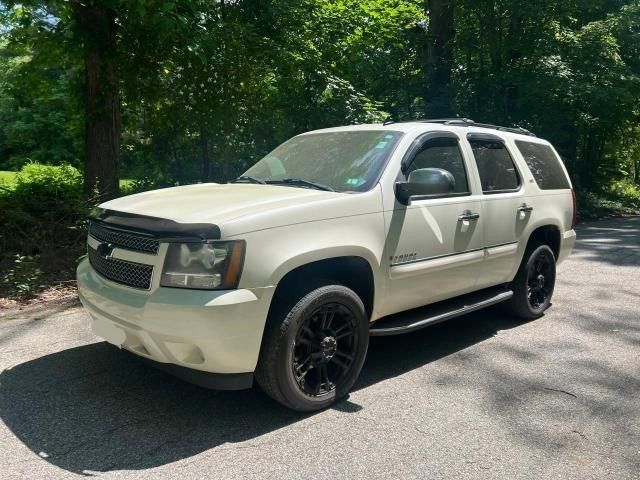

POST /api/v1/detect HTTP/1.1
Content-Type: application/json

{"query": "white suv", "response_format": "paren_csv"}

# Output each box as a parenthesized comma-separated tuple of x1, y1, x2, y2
(77, 118, 576, 411)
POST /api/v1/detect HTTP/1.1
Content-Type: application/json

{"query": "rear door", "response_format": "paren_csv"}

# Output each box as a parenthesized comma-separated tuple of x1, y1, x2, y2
(465, 133, 532, 288)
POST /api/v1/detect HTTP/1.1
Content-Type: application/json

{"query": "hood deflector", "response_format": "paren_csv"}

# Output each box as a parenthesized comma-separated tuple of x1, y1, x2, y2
(89, 209, 221, 242)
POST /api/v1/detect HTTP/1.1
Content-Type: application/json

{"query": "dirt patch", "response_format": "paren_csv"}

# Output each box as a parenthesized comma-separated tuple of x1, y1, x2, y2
(0, 282, 80, 319)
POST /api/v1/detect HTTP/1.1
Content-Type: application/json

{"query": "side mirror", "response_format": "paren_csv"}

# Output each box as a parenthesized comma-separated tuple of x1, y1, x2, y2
(395, 168, 455, 205)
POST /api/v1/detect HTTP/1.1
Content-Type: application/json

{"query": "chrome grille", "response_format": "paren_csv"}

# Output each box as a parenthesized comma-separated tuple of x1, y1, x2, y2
(88, 247, 154, 290)
(89, 222, 159, 254)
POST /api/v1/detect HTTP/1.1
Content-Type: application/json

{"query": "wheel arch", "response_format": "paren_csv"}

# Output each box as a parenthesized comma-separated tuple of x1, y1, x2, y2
(525, 223, 561, 259)
(269, 251, 378, 320)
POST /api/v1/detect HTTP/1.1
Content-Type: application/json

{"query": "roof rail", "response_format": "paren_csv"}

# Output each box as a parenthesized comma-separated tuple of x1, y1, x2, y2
(383, 117, 536, 137)
(419, 118, 474, 125)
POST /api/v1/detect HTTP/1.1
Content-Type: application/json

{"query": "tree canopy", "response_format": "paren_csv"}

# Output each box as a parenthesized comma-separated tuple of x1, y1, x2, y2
(0, 0, 639, 196)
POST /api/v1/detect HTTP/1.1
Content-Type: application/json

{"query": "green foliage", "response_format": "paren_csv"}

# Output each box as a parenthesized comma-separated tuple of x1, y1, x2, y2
(609, 179, 640, 208)
(14, 162, 82, 190)
(112, 0, 423, 183)
(1, 170, 133, 189)
(10, 162, 84, 221)
(452, 0, 640, 190)
(3, 0, 634, 194)
(0, 163, 86, 242)
(0, 170, 16, 185)
(2, 254, 43, 297)
(0, 0, 639, 203)
(577, 190, 640, 220)
(120, 176, 174, 196)
(0, 163, 89, 297)
(0, 23, 83, 171)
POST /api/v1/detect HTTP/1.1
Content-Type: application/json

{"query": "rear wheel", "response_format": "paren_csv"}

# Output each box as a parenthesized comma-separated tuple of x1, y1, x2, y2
(506, 243, 557, 320)
(255, 285, 369, 411)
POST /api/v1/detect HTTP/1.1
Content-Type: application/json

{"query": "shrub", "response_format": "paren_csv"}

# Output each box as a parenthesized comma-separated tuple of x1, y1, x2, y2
(0, 163, 89, 297)
(12, 162, 83, 212)
(608, 180, 640, 208)
(2, 254, 43, 296)
(577, 189, 640, 220)
(120, 176, 175, 196)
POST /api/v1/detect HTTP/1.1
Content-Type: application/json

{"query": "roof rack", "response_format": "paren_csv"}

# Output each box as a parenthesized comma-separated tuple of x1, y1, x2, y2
(383, 117, 536, 137)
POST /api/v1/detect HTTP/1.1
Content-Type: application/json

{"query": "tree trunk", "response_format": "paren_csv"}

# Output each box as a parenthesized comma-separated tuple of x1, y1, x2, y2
(424, 0, 455, 117)
(581, 128, 600, 189)
(635, 147, 640, 185)
(72, 1, 120, 201)
(201, 129, 211, 182)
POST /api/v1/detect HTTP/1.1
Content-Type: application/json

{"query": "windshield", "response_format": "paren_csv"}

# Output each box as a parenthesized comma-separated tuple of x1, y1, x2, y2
(242, 130, 403, 192)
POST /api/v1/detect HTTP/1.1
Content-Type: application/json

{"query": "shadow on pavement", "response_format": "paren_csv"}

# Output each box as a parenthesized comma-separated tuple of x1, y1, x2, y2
(0, 307, 522, 474)
(572, 216, 640, 266)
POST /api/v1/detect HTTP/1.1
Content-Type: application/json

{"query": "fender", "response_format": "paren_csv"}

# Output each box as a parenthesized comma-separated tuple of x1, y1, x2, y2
(514, 215, 564, 272)
(270, 246, 383, 316)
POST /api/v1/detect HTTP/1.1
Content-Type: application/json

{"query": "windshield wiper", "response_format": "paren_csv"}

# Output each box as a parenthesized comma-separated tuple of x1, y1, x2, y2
(266, 178, 335, 192)
(231, 176, 266, 185)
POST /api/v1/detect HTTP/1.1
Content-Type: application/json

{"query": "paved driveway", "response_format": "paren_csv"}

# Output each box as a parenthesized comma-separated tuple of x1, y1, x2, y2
(1, 217, 639, 479)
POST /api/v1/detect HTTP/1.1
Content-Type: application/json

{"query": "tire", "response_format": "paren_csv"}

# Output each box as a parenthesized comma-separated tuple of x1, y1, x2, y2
(255, 285, 369, 412)
(506, 242, 557, 320)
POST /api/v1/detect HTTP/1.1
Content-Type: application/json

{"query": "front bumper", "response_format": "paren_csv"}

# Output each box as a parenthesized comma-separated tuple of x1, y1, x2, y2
(77, 258, 275, 387)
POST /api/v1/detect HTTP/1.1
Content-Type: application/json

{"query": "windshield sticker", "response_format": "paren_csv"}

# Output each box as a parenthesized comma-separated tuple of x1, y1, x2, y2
(345, 178, 365, 186)
(375, 141, 388, 149)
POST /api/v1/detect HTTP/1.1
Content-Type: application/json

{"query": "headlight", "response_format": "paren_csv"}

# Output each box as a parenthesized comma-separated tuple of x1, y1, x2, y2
(160, 241, 245, 290)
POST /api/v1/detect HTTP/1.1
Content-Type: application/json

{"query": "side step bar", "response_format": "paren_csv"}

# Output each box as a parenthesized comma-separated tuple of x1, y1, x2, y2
(370, 287, 513, 336)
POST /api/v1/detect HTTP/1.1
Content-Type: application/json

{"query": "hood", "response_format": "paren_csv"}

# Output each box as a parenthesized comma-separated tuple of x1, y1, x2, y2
(99, 182, 344, 226)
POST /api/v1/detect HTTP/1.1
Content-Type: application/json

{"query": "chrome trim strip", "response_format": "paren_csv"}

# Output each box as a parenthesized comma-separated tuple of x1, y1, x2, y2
(390, 250, 484, 280)
(484, 240, 519, 250)
(486, 242, 519, 258)
(88, 235, 158, 264)
(390, 241, 518, 267)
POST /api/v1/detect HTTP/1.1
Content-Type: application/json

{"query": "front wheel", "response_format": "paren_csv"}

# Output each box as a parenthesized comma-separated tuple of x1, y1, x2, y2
(506, 243, 557, 320)
(255, 285, 369, 412)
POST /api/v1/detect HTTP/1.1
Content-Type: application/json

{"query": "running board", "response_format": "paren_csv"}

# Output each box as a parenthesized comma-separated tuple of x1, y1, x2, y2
(370, 287, 513, 336)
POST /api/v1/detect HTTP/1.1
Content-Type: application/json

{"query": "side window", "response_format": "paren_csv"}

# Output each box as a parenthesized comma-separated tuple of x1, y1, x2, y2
(469, 139, 520, 194)
(515, 140, 571, 190)
(406, 137, 470, 195)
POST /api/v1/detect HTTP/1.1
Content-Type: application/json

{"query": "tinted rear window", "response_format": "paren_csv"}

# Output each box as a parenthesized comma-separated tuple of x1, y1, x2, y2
(515, 141, 571, 190)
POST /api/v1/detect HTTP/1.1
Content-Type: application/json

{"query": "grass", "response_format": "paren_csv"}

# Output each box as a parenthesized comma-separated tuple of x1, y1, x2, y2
(0, 171, 133, 188)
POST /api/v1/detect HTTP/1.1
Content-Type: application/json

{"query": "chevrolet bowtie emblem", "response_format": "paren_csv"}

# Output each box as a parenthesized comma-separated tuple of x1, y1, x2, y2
(96, 242, 115, 260)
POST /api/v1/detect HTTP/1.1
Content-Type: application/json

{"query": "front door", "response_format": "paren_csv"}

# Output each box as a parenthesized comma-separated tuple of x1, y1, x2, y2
(383, 132, 485, 316)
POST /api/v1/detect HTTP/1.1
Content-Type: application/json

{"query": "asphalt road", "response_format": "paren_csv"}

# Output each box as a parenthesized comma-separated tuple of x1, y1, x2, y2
(1, 217, 639, 480)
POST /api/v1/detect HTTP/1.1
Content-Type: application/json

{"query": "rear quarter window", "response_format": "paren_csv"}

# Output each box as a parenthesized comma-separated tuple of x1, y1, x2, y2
(515, 141, 571, 190)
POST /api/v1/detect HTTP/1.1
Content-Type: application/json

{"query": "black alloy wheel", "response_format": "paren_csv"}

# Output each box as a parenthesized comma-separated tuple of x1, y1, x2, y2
(526, 248, 555, 311)
(292, 302, 358, 397)
(255, 284, 369, 411)
(506, 242, 557, 320)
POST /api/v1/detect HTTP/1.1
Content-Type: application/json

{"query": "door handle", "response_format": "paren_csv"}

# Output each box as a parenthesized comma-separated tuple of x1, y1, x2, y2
(458, 210, 480, 222)
(518, 203, 534, 213)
